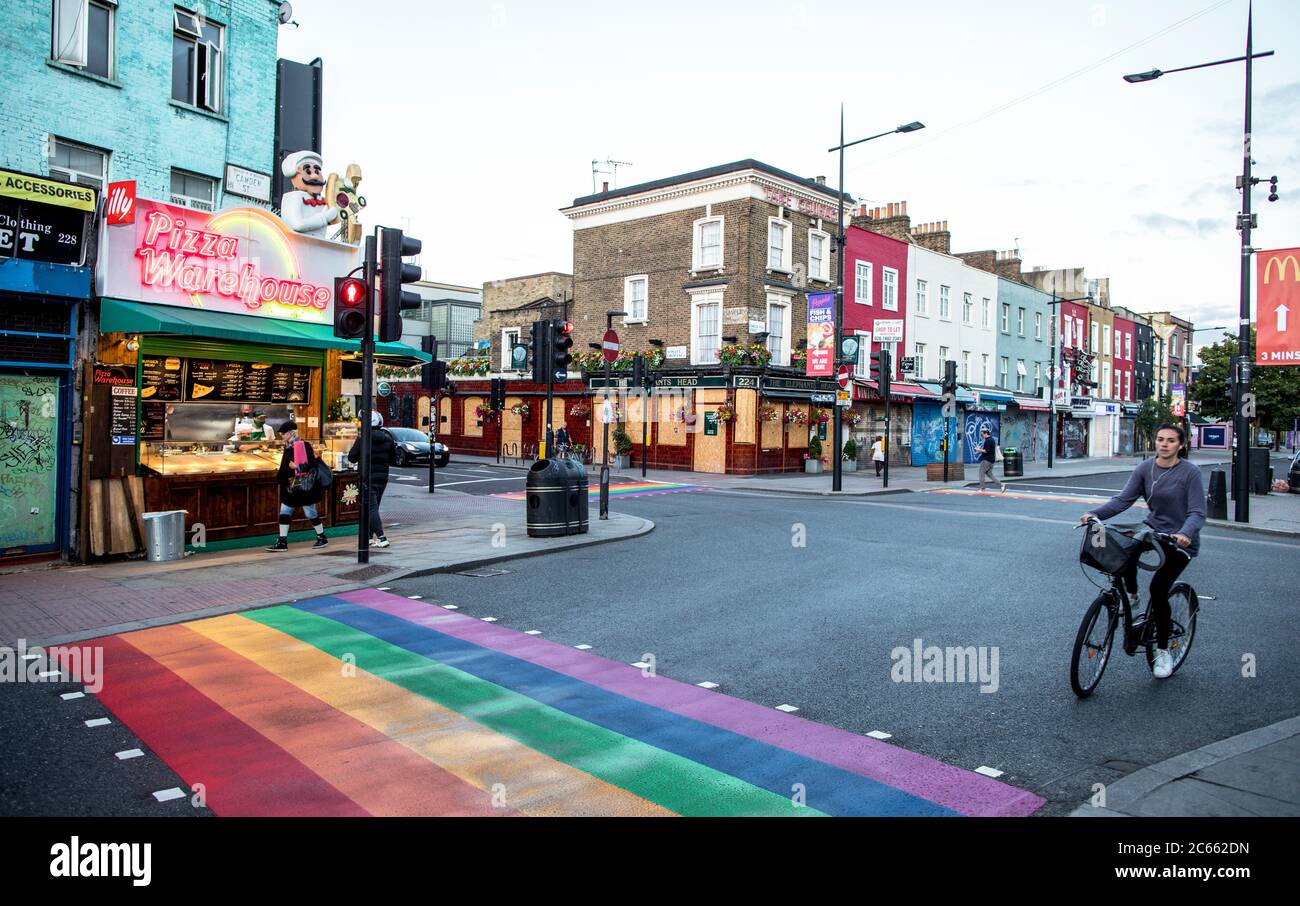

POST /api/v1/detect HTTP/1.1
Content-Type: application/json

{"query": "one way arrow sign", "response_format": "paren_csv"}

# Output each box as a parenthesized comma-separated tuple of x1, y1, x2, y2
(1277, 302, 1289, 333)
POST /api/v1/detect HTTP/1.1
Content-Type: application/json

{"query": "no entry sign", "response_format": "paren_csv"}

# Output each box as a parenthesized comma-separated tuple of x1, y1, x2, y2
(602, 329, 620, 363)
(837, 365, 853, 390)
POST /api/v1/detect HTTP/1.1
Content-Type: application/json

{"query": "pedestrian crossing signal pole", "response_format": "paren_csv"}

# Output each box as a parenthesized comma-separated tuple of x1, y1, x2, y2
(942, 360, 958, 483)
(358, 232, 376, 565)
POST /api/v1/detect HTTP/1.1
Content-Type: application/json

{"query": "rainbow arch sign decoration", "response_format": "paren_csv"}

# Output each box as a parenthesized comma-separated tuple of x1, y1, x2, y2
(98, 198, 359, 324)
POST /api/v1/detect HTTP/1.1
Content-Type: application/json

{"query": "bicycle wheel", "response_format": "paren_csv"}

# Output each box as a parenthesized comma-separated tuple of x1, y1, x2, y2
(1071, 594, 1119, 698)
(1145, 584, 1198, 676)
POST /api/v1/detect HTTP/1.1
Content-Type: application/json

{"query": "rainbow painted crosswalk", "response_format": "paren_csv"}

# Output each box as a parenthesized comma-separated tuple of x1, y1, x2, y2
(927, 487, 1148, 507)
(492, 480, 703, 501)
(61, 591, 1044, 817)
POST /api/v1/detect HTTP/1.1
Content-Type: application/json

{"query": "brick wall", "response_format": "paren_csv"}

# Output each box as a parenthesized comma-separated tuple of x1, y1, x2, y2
(477, 272, 573, 371)
(1, 0, 278, 205)
(570, 196, 835, 359)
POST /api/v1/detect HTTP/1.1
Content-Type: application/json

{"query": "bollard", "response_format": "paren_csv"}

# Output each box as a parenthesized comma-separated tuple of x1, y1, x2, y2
(1207, 469, 1227, 520)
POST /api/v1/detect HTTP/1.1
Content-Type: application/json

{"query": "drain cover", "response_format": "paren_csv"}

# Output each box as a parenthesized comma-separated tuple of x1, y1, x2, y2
(456, 567, 510, 578)
(340, 565, 393, 582)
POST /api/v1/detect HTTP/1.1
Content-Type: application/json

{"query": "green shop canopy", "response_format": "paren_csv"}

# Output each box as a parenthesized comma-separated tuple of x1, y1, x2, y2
(100, 298, 431, 365)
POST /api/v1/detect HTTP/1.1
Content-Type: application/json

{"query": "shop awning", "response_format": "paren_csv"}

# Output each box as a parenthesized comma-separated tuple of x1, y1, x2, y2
(914, 380, 976, 404)
(1013, 396, 1051, 411)
(100, 298, 431, 364)
(972, 387, 1015, 402)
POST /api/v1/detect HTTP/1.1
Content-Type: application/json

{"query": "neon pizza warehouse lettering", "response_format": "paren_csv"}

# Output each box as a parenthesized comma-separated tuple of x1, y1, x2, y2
(136, 209, 331, 313)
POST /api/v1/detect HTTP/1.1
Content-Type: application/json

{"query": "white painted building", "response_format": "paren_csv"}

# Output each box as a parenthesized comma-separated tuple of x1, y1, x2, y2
(906, 244, 999, 387)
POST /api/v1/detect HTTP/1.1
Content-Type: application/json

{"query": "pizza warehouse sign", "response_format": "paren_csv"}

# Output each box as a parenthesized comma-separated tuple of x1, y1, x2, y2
(98, 197, 359, 323)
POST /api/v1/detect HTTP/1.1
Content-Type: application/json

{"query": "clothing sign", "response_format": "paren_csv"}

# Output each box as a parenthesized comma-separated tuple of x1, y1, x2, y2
(0, 193, 88, 265)
(806, 292, 835, 377)
(1257, 248, 1300, 364)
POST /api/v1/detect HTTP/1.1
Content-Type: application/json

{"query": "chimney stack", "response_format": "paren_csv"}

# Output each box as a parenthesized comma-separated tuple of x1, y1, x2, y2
(602, 181, 609, 192)
(850, 200, 912, 242)
(911, 218, 952, 255)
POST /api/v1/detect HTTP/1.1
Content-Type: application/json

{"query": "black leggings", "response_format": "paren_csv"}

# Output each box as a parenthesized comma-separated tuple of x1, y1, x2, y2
(367, 480, 388, 539)
(1120, 539, 1191, 649)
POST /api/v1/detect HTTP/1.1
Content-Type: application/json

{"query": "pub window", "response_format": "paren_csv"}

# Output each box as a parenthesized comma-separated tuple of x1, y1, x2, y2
(691, 293, 721, 365)
(808, 229, 830, 282)
(51, 0, 116, 78)
(624, 275, 647, 322)
(170, 168, 216, 211)
(48, 137, 108, 192)
(693, 216, 723, 270)
(172, 7, 223, 112)
(766, 295, 791, 366)
(767, 219, 791, 272)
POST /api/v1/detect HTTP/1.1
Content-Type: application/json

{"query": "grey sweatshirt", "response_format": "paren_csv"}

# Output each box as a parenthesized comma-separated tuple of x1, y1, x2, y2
(1090, 458, 1207, 557)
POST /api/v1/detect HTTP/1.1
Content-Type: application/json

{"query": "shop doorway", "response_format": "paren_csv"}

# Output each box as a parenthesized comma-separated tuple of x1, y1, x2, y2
(692, 392, 727, 473)
(0, 374, 60, 551)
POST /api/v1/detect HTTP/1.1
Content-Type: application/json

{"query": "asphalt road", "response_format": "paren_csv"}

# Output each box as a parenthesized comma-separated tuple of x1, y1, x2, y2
(384, 479, 1300, 816)
(1008, 454, 1295, 495)
(387, 461, 528, 496)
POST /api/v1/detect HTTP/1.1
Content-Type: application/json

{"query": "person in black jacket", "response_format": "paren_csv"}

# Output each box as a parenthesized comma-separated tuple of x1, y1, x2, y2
(267, 420, 327, 551)
(348, 410, 395, 547)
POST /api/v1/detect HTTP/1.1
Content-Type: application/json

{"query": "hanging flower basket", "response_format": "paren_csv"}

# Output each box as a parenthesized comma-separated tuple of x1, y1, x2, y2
(474, 404, 499, 419)
(790, 350, 808, 369)
(510, 402, 531, 419)
(758, 405, 779, 422)
(842, 410, 862, 428)
(783, 408, 808, 427)
(569, 402, 590, 418)
(715, 402, 736, 422)
(815, 410, 831, 426)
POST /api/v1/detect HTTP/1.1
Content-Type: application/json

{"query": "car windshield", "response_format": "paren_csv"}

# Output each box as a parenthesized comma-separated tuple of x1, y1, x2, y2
(388, 428, 428, 443)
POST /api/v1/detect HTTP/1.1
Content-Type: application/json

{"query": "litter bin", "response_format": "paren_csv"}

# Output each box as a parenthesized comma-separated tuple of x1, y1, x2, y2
(1002, 447, 1023, 478)
(1249, 447, 1272, 495)
(562, 458, 590, 535)
(526, 459, 570, 537)
(143, 510, 187, 562)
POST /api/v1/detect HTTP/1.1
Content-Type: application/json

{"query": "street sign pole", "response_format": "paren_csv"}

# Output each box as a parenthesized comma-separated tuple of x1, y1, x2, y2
(883, 347, 892, 489)
(600, 314, 620, 520)
(357, 231, 376, 565)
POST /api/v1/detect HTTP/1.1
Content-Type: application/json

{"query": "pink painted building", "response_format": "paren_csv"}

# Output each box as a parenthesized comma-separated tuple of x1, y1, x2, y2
(1111, 313, 1135, 402)
(842, 223, 909, 380)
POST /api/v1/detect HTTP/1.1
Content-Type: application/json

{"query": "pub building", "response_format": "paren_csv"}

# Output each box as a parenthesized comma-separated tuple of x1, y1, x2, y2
(0, 169, 97, 562)
(87, 194, 428, 551)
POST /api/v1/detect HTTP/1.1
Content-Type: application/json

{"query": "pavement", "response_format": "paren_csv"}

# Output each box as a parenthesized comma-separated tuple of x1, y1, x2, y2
(1070, 716, 1300, 817)
(0, 480, 652, 648)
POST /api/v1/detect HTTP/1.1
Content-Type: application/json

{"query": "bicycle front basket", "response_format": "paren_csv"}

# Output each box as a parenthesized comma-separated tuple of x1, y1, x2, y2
(1079, 523, 1143, 575)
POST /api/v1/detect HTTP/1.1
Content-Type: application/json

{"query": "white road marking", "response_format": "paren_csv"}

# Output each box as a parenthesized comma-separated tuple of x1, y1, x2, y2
(1010, 483, 1128, 493)
(152, 788, 186, 802)
(867, 730, 893, 740)
(116, 749, 144, 760)
(631, 661, 651, 669)
(85, 718, 111, 727)
(377, 587, 391, 591)
(575, 644, 593, 650)
(481, 617, 498, 622)
(442, 604, 459, 610)
(437, 476, 527, 487)
(38, 670, 62, 678)
(974, 766, 1005, 778)
(407, 595, 423, 599)
(697, 681, 719, 689)
(775, 704, 799, 713)
(524, 630, 542, 635)
(60, 692, 85, 701)
(394, 476, 420, 481)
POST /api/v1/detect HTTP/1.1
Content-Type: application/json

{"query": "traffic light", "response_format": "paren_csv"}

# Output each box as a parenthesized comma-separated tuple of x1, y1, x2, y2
(869, 349, 889, 382)
(378, 226, 423, 343)
(530, 319, 548, 384)
(420, 335, 441, 390)
(490, 378, 506, 412)
(942, 359, 958, 395)
(631, 353, 646, 389)
(551, 319, 574, 381)
(333, 276, 368, 339)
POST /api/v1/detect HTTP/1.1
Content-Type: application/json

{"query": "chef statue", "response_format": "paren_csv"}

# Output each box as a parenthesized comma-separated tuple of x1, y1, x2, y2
(279, 150, 338, 238)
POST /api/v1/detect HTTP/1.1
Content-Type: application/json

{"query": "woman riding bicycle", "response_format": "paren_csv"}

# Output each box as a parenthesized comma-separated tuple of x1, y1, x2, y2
(1078, 423, 1205, 679)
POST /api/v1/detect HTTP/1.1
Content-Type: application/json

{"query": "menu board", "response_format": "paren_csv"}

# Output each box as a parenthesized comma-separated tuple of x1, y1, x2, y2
(110, 386, 137, 445)
(140, 402, 167, 440)
(182, 359, 311, 403)
(140, 356, 183, 402)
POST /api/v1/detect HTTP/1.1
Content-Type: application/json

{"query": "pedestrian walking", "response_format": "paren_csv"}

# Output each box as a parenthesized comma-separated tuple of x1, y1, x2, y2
(555, 424, 570, 453)
(266, 420, 328, 551)
(349, 410, 396, 548)
(977, 427, 1005, 492)
(871, 436, 885, 477)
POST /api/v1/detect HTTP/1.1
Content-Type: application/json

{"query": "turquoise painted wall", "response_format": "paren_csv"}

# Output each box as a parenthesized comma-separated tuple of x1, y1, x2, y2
(0, 0, 279, 204)
(994, 277, 1053, 397)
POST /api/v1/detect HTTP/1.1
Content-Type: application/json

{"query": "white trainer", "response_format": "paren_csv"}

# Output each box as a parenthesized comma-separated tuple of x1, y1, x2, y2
(1151, 648, 1174, 679)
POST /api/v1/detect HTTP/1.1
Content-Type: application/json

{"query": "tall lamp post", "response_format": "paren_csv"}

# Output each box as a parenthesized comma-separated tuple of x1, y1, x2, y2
(1123, 3, 1274, 521)
(828, 111, 924, 491)
(1045, 290, 1092, 469)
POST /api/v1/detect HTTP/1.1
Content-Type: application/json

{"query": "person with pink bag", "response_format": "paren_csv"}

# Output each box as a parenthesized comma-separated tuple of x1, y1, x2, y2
(266, 420, 328, 551)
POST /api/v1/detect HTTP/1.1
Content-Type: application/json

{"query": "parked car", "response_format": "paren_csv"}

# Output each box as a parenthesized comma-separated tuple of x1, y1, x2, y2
(386, 427, 450, 468)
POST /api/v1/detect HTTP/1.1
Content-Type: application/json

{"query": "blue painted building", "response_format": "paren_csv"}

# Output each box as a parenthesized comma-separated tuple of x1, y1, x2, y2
(989, 277, 1054, 462)
(1, 1, 281, 561)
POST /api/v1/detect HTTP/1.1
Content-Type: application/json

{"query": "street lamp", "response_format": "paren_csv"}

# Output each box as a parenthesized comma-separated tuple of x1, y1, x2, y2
(827, 110, 925, 491)
(1123, 3, 1273, 522)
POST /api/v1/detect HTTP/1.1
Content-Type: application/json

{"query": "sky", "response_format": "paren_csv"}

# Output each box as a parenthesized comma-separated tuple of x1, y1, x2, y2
(275, 0, 1300, 363)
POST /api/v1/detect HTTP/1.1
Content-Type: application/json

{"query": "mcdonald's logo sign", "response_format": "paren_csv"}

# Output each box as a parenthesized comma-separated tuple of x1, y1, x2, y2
(1257, 248, 1300, 366)
(1262, 253, 1300, 284)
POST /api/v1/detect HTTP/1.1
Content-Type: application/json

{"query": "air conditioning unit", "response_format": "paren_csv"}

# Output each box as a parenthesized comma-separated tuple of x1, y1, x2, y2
(171, 194, 214, 212)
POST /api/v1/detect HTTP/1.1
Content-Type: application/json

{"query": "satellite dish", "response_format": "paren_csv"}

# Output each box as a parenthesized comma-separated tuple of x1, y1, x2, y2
(277, 1, 294, 24)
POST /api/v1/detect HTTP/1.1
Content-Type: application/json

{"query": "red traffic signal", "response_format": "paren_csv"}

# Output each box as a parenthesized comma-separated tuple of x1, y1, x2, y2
(561, 321, 574, 334)
(334, 276, 369, 340)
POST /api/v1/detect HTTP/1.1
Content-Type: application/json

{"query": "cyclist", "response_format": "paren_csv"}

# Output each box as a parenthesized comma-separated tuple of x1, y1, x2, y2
(1078, 423, 1205, 679)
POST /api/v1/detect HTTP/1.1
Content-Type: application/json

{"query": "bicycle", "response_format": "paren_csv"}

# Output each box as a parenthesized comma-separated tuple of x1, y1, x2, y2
(1069, 518, 1200, 698)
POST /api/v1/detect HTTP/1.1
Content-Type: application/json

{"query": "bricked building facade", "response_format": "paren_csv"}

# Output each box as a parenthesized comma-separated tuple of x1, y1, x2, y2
(476, 272, 574, 373)
(562, 159, 846, 368)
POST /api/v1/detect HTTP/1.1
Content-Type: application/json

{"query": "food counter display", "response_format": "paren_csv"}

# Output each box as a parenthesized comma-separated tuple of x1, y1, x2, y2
(134, 352, 362, 542)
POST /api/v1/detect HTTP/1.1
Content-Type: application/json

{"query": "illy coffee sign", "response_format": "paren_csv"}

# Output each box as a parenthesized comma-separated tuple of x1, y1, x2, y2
(106, 181, 136, 225)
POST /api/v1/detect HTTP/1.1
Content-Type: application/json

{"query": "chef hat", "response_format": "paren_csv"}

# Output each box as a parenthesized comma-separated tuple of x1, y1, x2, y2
(281, 149, 323, 177)
(371, 410, 384, 427)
